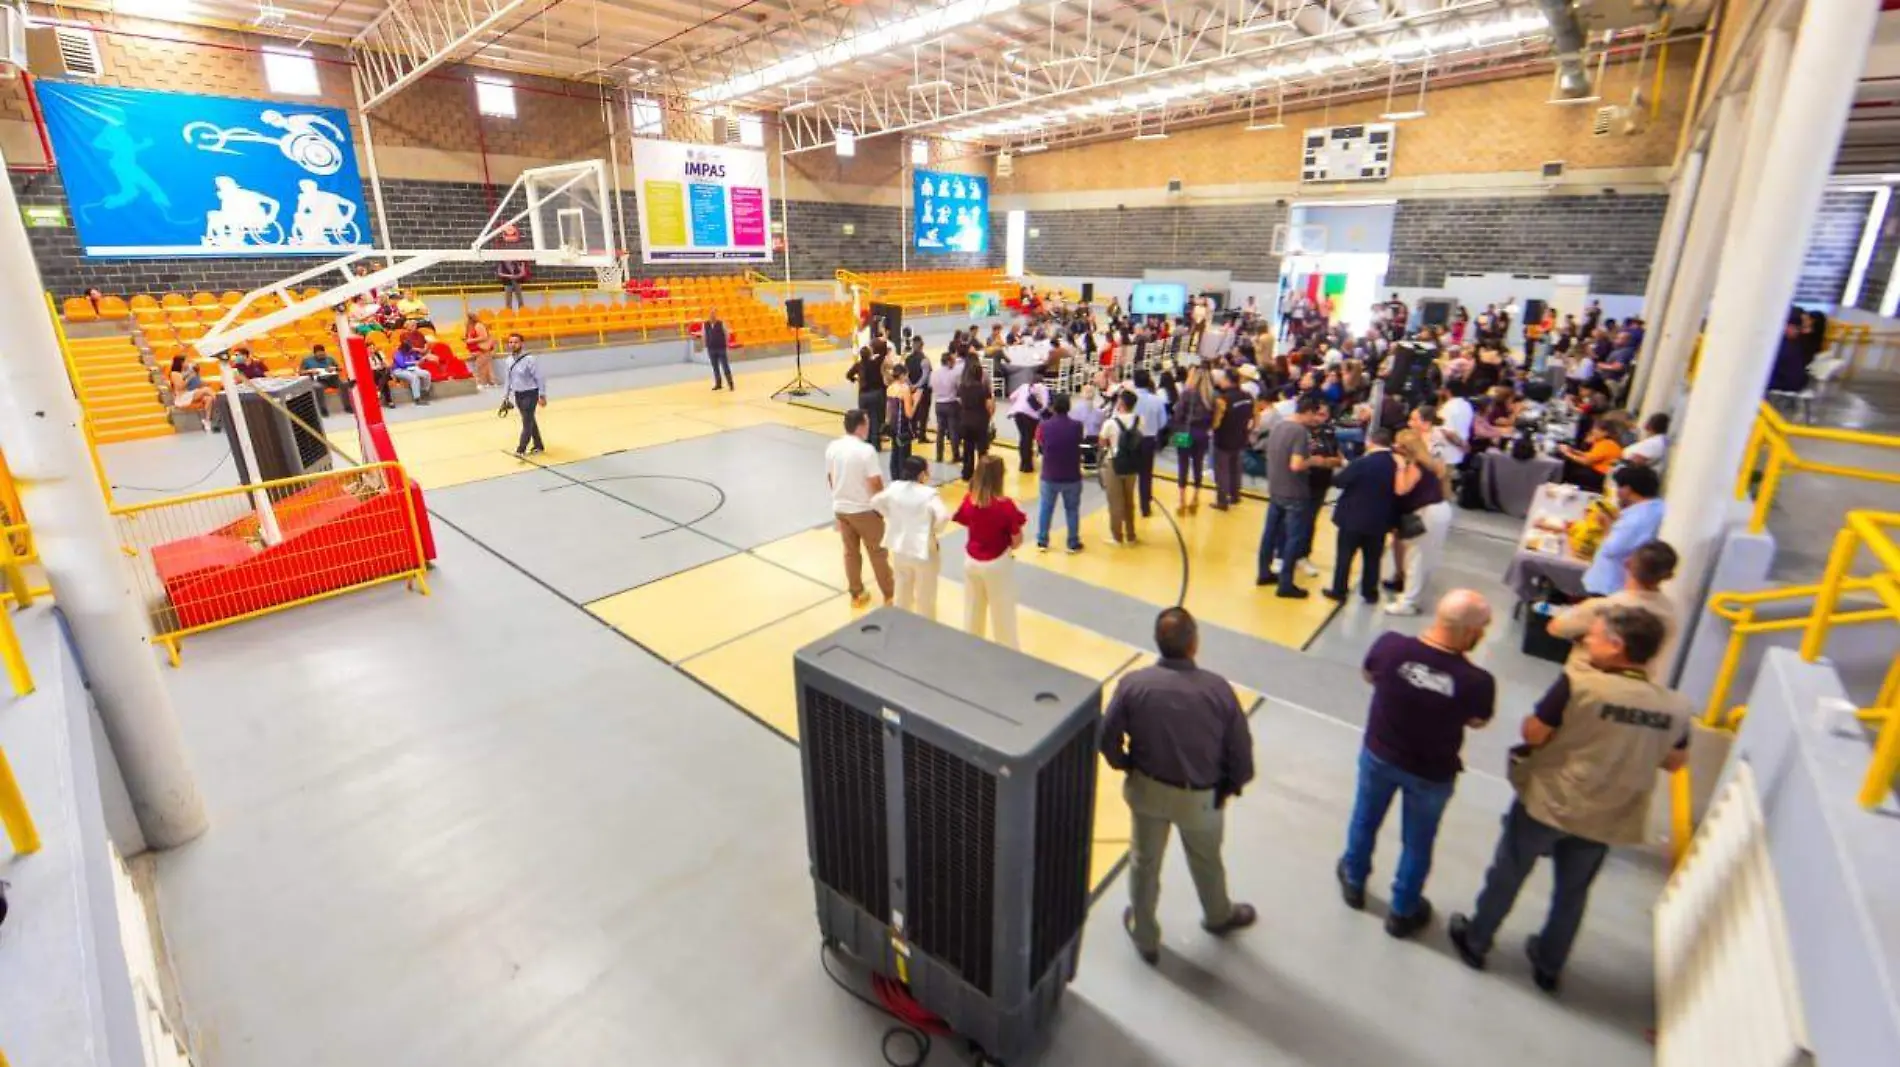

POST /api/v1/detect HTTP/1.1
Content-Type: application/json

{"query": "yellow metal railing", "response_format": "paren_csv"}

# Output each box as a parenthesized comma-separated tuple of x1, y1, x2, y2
(1735, 401, 1900, 535)
(1674, 509, 1900, 864)
(0, 745, 39, 855)
(835, 268, 873, 293)
(109, 462, 430, 665)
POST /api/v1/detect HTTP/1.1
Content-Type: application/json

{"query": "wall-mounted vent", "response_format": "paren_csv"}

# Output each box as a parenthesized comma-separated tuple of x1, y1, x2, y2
(1542, 160, 1567, 180)
(26, 24, 103, 78)
(1592, 106, 1615, 137)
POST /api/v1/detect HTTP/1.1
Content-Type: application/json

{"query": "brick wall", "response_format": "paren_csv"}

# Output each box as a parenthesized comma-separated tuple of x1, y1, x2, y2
(1387, 193, 1668, 293)
(1793, 190, 1876, 307)
(1023, 203, 1287, 281)
(999, 49, 1699, 195)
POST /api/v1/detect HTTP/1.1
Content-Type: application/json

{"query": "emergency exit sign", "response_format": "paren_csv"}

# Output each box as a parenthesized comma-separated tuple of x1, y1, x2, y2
(21, 206, 66, 228)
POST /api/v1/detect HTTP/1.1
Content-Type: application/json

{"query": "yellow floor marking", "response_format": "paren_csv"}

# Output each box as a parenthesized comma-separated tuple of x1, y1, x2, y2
(587, 552, 838, 663)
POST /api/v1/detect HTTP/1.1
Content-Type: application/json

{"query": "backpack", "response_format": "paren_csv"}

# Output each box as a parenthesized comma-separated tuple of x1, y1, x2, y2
(1110, 415, 1142, 475)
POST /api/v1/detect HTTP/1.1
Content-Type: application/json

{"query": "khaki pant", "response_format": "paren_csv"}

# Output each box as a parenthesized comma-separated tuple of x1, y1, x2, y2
(1101, 467, 1138, 543)
(837, 511, 894, 600)
(962, 553, 1020, 649)
(1125, 771, 1235, 953)
(892, 554, 940, 621)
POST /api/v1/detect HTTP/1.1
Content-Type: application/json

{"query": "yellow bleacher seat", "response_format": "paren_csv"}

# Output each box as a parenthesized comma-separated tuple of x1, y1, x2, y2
(63, 297, 97, 322)
(190, 292, 218, 307)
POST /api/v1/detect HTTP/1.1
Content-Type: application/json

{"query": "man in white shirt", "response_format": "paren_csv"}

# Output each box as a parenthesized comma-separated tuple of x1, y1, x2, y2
(826, 409, 894, 606)
(1622, 412, 1670, 472)
(1434, 380, 1476, 468)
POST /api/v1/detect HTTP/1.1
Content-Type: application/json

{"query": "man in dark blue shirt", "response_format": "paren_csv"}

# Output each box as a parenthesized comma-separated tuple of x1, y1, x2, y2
(1101, 608, 1257, 964)
(704, 308, 734, 391)
(1325, 428, 1400, 604)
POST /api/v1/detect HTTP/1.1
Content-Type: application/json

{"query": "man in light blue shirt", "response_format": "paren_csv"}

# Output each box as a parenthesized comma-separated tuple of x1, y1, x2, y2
(1582, 465, 1664, 596)
(1131, 368, 1170, 517)
(505, 332, 548, 456)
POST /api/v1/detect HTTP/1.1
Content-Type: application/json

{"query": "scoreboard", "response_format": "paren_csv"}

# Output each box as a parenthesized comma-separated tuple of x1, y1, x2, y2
(1300, 123, 1395, 183)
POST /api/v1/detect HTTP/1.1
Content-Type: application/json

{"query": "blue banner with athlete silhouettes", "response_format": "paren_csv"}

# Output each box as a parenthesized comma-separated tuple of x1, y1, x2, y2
(36, 81, 372, 258)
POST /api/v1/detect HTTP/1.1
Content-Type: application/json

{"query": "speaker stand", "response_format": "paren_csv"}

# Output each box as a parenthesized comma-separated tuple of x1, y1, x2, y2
(773, 329, 828, 399)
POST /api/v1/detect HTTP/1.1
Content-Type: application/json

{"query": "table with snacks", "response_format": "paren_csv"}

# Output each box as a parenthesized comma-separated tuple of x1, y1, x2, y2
(1501, 482, 1597, 604)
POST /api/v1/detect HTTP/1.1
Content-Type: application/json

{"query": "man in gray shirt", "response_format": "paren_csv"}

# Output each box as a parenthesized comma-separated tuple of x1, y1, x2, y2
(1101, 608, 1257, 964)
(1257, 395, 1343, 598)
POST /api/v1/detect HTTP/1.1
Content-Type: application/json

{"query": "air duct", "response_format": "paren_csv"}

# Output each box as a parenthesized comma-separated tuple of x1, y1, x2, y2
(1536, 0, 1594, 98)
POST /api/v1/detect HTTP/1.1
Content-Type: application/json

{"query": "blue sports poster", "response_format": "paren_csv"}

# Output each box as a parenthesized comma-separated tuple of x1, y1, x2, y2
(912, 168, 988, 254)
(36, 81, 372, 258)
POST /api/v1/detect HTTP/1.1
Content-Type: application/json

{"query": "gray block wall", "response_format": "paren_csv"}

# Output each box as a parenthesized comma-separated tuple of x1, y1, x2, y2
(1023, 203, 1288, 282)
(1793, 189, 1876, 307)
(12, 172, 1000, 299)
(1386, 193, 1668, 294)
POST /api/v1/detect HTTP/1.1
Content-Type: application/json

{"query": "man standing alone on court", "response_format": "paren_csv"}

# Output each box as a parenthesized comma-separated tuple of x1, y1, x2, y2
(827, 409, 894, 607)
(1102, 607, 1257, 965)
(704, 308, 735, 391)
(1337, 589, 1496, 938)
(1448, 605, 1691, 993)
(506, 334, 547, 456)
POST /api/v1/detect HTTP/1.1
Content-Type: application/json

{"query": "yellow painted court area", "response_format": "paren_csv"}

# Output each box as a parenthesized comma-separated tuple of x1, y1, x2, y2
(587, 524, 1259, 889)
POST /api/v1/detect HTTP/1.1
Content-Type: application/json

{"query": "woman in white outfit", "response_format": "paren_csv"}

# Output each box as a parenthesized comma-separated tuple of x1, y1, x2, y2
(952, 454, 1027, 649)
(871, 455, 949, 620)
(1385, 429, 1455, 616)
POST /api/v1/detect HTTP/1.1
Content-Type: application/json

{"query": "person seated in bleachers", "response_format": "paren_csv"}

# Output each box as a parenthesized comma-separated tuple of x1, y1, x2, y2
(232, 347, 270, 381)
(390, 337, 434, 405)
(395, 289, 432, 328)
(168, 356, 216, 431)
(348, 295, 381, 335)
(375, 296, 408, 334)
(298, 344, 353, 417)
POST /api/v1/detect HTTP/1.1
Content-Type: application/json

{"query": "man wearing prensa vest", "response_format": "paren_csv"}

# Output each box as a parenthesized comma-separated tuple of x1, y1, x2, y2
(1448, 605, 1690, 994)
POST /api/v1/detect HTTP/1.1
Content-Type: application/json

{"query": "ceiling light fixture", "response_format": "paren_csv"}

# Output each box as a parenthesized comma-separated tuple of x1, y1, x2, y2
(1233, 18, 1291, 37)
(782, 99, 819, 114)
(695, 0, 1025, 103)
(1133, 132, 1169, 142)
(1017, 142, 1049, 153)
(909, 80, 953, 92)
(836, 128, 856, 157)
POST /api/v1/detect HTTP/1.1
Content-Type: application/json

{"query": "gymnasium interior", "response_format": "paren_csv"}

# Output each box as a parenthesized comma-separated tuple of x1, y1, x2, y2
(3, 1, 1899, 1065)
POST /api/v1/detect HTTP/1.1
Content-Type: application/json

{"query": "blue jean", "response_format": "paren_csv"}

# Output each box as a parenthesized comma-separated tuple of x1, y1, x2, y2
(1339, 749, 1455, 918)
(1036, 479, 1082, 549)
(1257, 497, 1315, 591)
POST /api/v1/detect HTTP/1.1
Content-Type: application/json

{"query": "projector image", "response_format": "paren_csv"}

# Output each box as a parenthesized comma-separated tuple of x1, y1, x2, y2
(794, 609, 1103, 1064)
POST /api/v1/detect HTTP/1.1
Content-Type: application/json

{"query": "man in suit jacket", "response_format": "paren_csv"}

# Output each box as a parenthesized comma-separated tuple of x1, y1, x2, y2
(1325, 428, 1401, 604)
(704, 308, 734, 391)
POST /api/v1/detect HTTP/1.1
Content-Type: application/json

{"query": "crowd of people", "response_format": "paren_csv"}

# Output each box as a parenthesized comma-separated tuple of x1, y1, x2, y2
(817, 286, 1716, 997)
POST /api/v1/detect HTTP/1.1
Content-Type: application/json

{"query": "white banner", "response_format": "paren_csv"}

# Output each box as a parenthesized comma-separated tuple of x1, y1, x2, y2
(630, 139, 773, 264)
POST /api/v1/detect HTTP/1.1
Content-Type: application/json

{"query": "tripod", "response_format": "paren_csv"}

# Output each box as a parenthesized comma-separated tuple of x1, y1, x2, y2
(773, 327, 828, 399)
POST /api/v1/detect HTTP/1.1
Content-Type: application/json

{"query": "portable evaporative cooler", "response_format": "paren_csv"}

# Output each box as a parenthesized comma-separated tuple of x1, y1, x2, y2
(794, 610, 1102, 1064)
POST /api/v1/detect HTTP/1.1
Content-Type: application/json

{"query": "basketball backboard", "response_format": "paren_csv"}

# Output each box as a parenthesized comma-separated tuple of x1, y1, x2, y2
(482, 159, 615, 266)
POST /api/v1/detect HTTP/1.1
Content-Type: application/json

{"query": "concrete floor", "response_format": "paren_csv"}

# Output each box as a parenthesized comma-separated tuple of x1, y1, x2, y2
(108, 347, 1898, 1067)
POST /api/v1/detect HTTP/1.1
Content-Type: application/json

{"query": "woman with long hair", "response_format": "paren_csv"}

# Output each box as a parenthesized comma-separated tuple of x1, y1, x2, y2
(1170, 366, 1216, 513)
(954, 455, 1025, 648)
(885, 362, 921, 482)
(955, 349, 995, 482)
(464, 313, 498, 388)
(1385, 429, 1454, 616)
(168, 356, 216, 430)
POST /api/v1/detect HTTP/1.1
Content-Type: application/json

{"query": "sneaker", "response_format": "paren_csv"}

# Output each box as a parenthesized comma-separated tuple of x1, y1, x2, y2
(1383, 601, 1421, 616)
(1036, 542, 1049, 552)
(1446, 914, 1486, 971)
(1526, 936, 1561, 994)
(1299, 560, 1321, 578)
(1385, 898, 1433, 940)
(1335, 860, 1366, 911)
(528, 446, 545, 455)
(1066, 543, 1084, 555)
(1276, 587, 1310, 600)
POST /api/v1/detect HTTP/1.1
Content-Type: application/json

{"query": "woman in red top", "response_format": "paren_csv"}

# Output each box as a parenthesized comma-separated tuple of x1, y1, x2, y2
(953, 454, 1025, 650)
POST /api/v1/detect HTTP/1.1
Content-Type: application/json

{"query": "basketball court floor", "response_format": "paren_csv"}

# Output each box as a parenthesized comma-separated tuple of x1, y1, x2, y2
(98, 343, 1668, 1067)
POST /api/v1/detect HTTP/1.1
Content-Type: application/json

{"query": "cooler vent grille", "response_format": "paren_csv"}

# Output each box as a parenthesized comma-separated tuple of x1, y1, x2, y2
(904, 732, 997, 995)
(1030, 723, 1096, 981)
(805, 688, 890, 920)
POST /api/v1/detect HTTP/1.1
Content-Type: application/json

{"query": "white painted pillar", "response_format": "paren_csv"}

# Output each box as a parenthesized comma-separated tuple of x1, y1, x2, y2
(1626, 144, 1705, 408)
(352, 73, 396, 264)
(1660, 0, 1880, 620)
(0, 145, 206, 847)
(1639, 93, 1748, 420)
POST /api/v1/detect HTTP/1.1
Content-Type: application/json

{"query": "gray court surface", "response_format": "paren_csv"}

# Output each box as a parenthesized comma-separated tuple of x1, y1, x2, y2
(135, 355, 1674, 1067)
(425, 425, 839, 604)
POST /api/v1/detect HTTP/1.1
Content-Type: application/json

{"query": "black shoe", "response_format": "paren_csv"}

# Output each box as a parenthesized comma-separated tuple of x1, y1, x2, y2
(1385, 897, 1433, 940)
(1447, 914, 1486, 970)
(712, 384, 723, 391)
(1276, 587, 1310, 600)
(1382, 578, 1403, 592)
(1335, 861, 1365, 911)
(528, 446, 545, 455)
(1526, 936, 1561, 994)
(1321, 588, 1346, 603)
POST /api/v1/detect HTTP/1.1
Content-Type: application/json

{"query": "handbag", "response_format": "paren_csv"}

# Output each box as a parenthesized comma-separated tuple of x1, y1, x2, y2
(497, 393, 514, 417)
(1397, 510, 1427, 540)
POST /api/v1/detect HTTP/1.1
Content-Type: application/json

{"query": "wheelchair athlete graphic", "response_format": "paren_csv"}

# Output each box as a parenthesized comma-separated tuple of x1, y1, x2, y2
(203, 177, 283, 248)
(182, 110, 347, 175)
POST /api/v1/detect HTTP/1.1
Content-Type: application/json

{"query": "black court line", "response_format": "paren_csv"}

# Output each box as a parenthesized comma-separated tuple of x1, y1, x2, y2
(538, 473, 731, 541)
